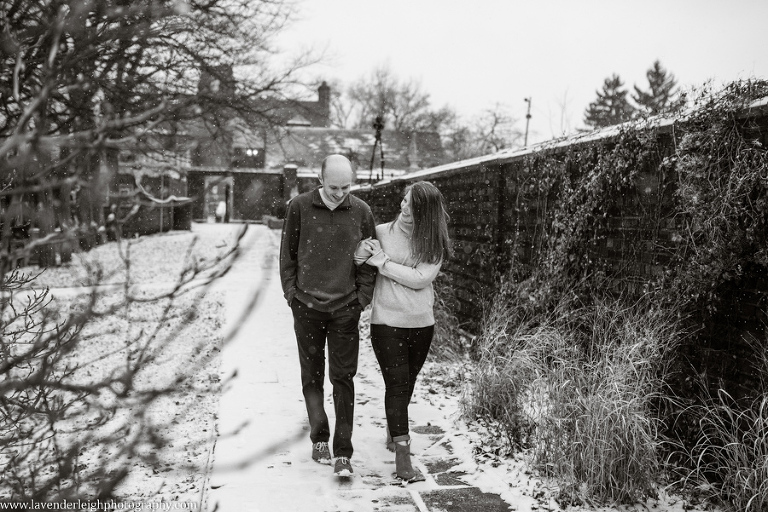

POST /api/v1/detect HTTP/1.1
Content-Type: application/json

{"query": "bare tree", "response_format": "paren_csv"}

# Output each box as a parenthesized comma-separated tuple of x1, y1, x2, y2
(0, 0, 313, 502)
(441, 119, 475, 162)
(0, 235, 247, 501)
(441, 103, 522, 161)
(473, 103, 522, 154)
(548, 90, 574, 139)
(0, 0, 317, 241)
(324, 78, 356, 129)
(328, 66, 523, 161)
(340, 64, 453, 133)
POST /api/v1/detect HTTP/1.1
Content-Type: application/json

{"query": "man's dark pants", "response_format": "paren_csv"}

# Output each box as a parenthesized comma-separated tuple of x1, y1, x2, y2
(291, 298, 361, 458)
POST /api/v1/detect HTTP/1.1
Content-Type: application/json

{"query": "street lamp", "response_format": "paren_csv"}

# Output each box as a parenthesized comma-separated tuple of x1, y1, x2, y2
(369, 115, 385, 184)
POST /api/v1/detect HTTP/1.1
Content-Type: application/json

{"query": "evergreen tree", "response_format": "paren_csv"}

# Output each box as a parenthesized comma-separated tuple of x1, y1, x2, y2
(584, 74, 636, 128)
(633, 60, 681, 115)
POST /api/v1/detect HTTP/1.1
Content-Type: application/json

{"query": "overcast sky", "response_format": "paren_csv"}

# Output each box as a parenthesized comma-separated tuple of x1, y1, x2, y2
(275, 0, 768, 144)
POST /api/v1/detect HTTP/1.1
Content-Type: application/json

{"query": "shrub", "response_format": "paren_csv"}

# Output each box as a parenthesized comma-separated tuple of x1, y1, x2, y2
(463, 288, 682, 506)
(462, 78, 768, 508)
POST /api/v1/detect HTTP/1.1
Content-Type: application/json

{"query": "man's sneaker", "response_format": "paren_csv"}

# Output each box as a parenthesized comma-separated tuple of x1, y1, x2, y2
(334, 456, 353, 477)
(312, 442, 331, 465)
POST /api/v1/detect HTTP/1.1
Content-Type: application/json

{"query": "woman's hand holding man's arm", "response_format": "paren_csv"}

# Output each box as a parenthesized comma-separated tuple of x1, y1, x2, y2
(354, 237, 379, 265)
(363, 238, 388, 267)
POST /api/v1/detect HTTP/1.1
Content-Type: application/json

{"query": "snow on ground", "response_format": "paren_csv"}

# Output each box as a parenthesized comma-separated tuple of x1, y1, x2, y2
(11, 223, 715, 511)
(10, 224, 237, 504)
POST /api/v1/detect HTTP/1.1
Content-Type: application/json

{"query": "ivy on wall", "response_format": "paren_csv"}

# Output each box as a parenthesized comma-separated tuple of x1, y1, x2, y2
(501, 80, 768, 336)
(500, 125, 668, 319)
(665, 81, 768, 322)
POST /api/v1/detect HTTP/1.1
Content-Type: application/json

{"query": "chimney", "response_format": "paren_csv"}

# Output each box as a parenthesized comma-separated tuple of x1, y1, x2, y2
(407, 133, 420, 170)
(318, 81, 331, 127)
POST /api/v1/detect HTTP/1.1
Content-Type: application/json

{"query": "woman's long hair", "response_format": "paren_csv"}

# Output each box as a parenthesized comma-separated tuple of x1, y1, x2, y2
(401, 181, 452, 264)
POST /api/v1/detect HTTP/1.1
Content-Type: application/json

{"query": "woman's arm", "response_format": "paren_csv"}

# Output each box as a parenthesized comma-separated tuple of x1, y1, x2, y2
(366, 250, 441, 289)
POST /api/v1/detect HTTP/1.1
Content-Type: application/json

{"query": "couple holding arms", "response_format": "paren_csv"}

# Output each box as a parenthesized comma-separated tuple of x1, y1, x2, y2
(279, 154, 451, 481)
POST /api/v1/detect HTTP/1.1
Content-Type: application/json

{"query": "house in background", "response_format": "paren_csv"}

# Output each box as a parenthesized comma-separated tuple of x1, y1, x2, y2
(113, 67, 448, 227)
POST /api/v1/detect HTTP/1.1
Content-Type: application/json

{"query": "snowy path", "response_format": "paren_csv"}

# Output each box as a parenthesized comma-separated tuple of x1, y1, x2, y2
(204, 225, 513, 512)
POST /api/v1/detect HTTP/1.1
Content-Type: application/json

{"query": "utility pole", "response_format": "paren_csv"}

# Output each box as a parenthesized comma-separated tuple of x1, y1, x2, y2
(524, 97, 532, 147)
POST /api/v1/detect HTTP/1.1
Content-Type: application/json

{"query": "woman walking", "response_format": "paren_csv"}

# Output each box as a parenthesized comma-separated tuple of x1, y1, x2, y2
(357, 181, 451, 482)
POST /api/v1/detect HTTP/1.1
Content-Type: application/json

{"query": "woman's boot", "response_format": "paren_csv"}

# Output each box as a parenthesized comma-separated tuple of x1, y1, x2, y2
(393, 435, 425, 482)
(385, 425, 395, 452)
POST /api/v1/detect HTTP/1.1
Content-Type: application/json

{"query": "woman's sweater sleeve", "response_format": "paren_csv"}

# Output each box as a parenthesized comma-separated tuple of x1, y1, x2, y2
(367, 251, 441, 289)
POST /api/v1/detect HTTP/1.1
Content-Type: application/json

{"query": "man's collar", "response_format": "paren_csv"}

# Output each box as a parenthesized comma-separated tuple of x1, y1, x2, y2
(312, 187, 351, 210)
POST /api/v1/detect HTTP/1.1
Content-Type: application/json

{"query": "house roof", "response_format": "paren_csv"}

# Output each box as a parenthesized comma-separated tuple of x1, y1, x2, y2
(251, 98, 330, 128)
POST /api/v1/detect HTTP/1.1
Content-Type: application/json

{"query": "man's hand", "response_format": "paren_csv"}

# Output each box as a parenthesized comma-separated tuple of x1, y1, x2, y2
(366, 239, 382, 254)
(363, 238, 387, 267)
(354, 237, 374, 260)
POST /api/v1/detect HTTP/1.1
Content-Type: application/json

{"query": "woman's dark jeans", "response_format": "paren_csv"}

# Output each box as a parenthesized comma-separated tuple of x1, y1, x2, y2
(370, 324, 434, 438)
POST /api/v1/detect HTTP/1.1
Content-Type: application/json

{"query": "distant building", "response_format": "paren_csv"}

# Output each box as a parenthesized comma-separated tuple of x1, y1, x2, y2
(114, 66, 447, 224)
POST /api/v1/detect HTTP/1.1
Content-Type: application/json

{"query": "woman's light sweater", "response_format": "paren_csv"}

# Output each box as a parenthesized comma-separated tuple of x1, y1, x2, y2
(366, 218, 442, 328)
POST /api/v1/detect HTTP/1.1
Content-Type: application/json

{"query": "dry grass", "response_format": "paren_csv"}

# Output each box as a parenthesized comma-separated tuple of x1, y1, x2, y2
(683, 391, 768, 512)
(676, 335, 768, 511)
(463, 292, 681, 506)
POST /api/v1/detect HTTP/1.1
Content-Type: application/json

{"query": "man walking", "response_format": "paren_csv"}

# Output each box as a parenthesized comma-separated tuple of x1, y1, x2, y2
(279, 154, 376, 477)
